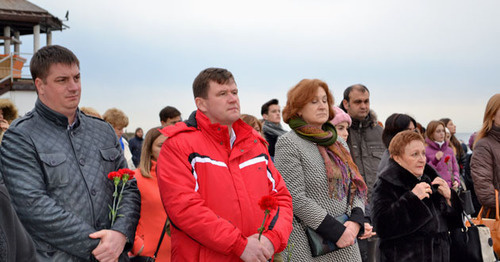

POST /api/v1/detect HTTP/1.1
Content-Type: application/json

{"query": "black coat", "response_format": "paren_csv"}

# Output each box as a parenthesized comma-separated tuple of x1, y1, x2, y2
(0, 180, 37, 262)
(371, 159, 463, 262)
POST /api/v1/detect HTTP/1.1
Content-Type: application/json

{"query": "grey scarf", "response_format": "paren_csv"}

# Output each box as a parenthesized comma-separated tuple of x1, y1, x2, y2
(263, 121, 287, 137)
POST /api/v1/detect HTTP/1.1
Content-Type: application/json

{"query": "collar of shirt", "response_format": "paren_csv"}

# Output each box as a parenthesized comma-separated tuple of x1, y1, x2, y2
(230, 128, 236, 149)
(67, 114, 79, 130)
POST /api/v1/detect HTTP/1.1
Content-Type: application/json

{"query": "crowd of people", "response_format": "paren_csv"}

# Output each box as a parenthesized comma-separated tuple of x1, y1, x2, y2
(0, 44, 499, 262)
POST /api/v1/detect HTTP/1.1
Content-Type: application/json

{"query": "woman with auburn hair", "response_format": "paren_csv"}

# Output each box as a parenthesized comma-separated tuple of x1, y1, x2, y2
(471, 93, 500, 210)
(424, 120, 460, 190)
(275, 79, 373, 261)
(130, 127, 171, 261)
(372, 130, 462, 262)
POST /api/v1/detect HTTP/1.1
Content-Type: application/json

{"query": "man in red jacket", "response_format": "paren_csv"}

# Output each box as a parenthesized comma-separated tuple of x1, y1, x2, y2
(157, 68, 293, 261)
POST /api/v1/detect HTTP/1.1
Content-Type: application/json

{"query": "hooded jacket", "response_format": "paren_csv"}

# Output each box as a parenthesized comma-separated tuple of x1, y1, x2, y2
(157, 110, 293, 261)
(347, 110, 385, 206)
(471, 125, 500, 208)
(0, 99, 140, 261)
(372, 159, 462, 262)
(424, 138, 460, 188)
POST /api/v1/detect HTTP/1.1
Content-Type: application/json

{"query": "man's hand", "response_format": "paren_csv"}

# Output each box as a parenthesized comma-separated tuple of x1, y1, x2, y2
(249, 233, 275, 256)
(240, 236, 271, 262)
(89, 230, 127, 262)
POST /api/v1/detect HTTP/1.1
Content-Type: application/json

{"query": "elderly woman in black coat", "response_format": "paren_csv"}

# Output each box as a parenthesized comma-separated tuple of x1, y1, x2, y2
(371, 130, 462, 262)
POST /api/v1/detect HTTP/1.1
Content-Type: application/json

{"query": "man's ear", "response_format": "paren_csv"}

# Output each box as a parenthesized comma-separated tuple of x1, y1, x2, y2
(342, 99, 349, 110)
(35, 78, 44, 95)
(195, 97, 206, 112)
(262, 113, 269, 121)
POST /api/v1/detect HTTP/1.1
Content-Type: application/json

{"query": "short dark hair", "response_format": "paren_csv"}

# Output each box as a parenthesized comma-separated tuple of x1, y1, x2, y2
(339, 84, 369, 111)
(159, 106, 181, 122)
(261, 99, 279, 116)
(30, 45, 80, 82)
(382, 113, 417, 148)
(192, 68, 235, 99)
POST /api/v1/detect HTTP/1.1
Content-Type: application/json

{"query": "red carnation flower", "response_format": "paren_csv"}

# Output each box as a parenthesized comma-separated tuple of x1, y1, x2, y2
(257, 195, 278, 240)
(107, 171, 121, 180)
(258, 195, 278, 211)
(444, 155, 451, 164)
(118, 168, 135, 180)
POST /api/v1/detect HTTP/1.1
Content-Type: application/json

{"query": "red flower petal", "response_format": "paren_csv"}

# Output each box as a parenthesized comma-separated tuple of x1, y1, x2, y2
(107, 171, 120, 180)
(258, 195, 278, 211)
(444, 155, 451, 164)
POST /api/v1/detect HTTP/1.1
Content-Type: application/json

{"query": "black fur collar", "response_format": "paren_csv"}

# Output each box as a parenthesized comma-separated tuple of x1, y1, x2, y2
(379, 159, 439, 191)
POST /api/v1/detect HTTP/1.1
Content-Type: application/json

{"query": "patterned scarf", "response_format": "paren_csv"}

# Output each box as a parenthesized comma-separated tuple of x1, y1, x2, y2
(289, 117, 367, 202)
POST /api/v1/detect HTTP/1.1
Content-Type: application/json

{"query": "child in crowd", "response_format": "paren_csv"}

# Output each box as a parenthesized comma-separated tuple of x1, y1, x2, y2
(331, 106, 352, 150)
(425, 121, 460, 190)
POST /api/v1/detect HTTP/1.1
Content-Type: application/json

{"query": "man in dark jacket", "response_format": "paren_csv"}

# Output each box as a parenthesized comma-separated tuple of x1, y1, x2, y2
(128, 127, 144, 167)
(341, 84, 385, 262)
(261, 98, 286, 160)
(0, 45, 140, 262)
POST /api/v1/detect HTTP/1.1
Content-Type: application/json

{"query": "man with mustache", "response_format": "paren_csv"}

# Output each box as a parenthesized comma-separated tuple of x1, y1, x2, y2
(341, 84, 385, 262)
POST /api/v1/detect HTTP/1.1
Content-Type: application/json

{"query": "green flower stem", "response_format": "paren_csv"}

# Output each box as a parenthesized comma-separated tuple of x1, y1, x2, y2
(258, 210, 270, 240)
(110, 178, 120, 226)
(286, 243, 294, 262)
(112, 174, 130, 226)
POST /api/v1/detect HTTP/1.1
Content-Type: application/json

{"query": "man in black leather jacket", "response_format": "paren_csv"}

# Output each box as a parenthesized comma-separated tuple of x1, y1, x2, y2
(0, 45, 140, 261)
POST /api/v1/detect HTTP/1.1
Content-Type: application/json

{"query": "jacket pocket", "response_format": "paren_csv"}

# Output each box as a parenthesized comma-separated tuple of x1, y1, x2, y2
(99, 147, 121, 162)
(39, 153, 69, 187)
(367, 142, 385, 160)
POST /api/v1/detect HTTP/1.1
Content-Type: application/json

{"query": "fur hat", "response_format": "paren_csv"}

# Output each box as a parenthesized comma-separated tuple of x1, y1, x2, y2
(0, 98, 18, 124)
(331, 106, 352, 127)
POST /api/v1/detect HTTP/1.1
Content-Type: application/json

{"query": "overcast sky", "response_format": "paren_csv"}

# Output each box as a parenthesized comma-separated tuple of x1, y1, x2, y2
(20, 0, 500, 135)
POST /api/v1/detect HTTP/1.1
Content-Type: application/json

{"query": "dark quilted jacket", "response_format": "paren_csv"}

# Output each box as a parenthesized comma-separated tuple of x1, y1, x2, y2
(0, 99, 140, 261)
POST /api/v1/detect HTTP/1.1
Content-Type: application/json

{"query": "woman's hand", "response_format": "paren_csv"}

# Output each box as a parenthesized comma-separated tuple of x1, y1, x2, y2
(358, 223, 377, 240)
(411, 182, 432, 200)
(432, 177, 451, 205)
(435, 151, 444, 161)
(336, 221, 359, 248)
(0, 119, 9, 131)
(452, 180, 459, 191)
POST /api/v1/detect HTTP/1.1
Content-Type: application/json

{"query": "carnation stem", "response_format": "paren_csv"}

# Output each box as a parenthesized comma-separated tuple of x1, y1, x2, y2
(258, 210, 270, 240)
(110, 180, 119, 226)
(113, 174, 129, 226)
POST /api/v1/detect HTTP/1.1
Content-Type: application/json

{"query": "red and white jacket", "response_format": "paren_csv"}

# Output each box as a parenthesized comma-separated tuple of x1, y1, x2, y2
(157, 110, 293, 261)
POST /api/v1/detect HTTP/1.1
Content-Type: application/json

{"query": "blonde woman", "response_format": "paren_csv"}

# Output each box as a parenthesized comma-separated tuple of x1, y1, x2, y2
(103, 108, 135, 169)
(471, 93, 500, 209)
(131, 127, 171, 261)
